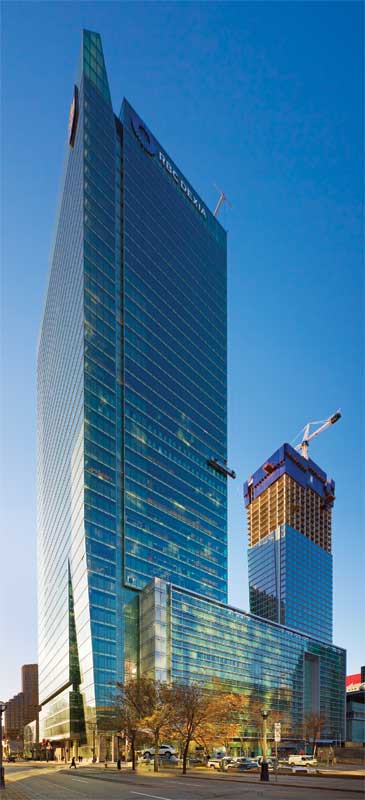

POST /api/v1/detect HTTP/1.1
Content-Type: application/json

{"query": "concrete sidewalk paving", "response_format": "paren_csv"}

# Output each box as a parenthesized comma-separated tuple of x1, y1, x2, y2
(2, 784, 35, 800)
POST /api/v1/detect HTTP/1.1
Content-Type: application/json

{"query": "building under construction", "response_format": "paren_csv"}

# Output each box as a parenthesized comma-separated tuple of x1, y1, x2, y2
(244, 442, 335, 643)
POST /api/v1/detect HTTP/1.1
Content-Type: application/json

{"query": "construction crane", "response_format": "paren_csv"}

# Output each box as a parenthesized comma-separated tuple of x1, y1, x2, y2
(213, 184, 231, 218)
(294, 410, 341, 459)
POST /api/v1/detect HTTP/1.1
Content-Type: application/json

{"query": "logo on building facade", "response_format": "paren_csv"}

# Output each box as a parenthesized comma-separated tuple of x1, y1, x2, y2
(131, 113, 156, 156)
(68, 85, 79, 148)
(131, 111, 206, 220)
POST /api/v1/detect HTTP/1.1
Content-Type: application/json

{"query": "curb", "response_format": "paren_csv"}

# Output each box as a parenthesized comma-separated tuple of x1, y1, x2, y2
(181, 772, 364, 793)
(71, 767, 364, 794)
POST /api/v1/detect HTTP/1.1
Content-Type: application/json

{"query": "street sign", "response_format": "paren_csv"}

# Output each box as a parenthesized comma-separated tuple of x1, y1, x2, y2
(274, 722, 281, 743)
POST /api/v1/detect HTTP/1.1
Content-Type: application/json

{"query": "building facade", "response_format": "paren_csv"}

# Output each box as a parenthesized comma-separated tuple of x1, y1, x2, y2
(38, 29, 345, 757)
(38, 29, 228, 754)
(346, 668, 365, 743)
(244, 443, 334, 642)
(4, 665, 38, 754)
(24, 719, 40, 760)
(140, 577, 345, 741)
(4, 693, 24, 747)
(21, 665, 39, 728)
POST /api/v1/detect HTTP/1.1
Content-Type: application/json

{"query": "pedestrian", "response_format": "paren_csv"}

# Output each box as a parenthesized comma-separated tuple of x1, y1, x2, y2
(70, 756, 77, 769)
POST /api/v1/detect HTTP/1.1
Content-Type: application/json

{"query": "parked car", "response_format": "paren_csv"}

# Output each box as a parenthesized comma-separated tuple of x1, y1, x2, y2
(143, 744, 177, 759)
(6, 756, 16, 763)
(227, 758, 243, 769)
(159, 753, 178, 763)
(232, 757, 259, 771)
(288, 754, 317, 767)
(207, 758, 222, 769)
(190, 756, 207, 764)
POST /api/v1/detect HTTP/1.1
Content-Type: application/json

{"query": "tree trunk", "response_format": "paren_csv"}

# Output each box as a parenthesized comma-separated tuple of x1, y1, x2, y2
(154, 733, 159, 773)
(131, 737, 136, 771)
(182, 739, 190, 775)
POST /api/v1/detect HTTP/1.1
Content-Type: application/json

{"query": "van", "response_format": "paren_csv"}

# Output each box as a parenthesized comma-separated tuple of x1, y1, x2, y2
(142, 744, 177, 759)
(288, 754, 317, 766)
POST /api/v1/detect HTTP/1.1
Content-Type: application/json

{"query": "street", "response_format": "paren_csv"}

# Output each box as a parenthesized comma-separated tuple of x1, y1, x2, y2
(2, 763, 364, 800)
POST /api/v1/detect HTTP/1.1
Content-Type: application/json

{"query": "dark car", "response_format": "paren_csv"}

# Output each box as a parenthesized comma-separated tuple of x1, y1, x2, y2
(159, 752, 178, 764)
(233, 758, 259, 771)
(7, 756, 16, 762)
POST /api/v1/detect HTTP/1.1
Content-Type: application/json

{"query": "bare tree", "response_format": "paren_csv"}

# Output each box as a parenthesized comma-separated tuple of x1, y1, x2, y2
(138, 680, 174, 773)
(303, 712, 327, 753)
(114, 678, 152, 771)
(168, 683, 214, 774)
(168, 683, 243, 774)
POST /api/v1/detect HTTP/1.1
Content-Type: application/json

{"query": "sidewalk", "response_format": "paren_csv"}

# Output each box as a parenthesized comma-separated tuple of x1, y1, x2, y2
(2, 783, 35, 800)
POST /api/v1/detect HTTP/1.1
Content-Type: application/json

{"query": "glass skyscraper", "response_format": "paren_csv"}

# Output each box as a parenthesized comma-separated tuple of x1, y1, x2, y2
(38, 29, 227, 754)
(247, 525, 332, 641)
(244, 443, 334, 642)
(38, 30, 345, 758)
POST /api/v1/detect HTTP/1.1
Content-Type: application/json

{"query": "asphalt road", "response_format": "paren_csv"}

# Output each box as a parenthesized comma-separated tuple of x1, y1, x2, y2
(3, 764, 364, 800)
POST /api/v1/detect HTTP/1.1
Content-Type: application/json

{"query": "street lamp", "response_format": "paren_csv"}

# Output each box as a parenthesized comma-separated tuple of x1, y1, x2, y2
(0, 701, 7, 790)
(260, 708, 270, 782)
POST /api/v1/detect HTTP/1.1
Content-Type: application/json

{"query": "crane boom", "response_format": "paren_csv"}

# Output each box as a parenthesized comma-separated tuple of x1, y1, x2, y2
(295, 410, 341, 459)
(213, 183, 232, 218)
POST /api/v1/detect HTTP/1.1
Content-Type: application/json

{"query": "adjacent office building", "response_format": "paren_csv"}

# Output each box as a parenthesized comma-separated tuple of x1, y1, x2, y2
(21, 664, 39, 726)
(37, 30, 345, 758)
(4, 665, 39, 753)
(346, 668, 365, 743)
(244, 443, 333, 643)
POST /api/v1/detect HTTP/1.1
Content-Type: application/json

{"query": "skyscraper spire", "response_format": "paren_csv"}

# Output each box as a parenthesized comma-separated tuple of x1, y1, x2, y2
(82, 30, 111, 105)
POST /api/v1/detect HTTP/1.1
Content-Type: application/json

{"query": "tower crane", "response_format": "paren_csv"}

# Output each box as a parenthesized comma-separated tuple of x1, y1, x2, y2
(294, 410, 341, 459)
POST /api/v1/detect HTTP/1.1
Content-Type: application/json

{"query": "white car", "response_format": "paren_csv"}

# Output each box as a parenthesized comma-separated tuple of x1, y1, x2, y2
(207, 758, 223, 769)
(288, 754, 317, 766)
(143, 745, 177, 759)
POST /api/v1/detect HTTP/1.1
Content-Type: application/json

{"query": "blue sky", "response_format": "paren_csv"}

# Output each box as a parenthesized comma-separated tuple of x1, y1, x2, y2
(1, 1, 363, 699)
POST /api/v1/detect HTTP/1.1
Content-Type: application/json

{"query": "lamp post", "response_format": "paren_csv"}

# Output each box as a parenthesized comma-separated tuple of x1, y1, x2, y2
(260, 708, 270, 782)
(0, 701, 7, 790)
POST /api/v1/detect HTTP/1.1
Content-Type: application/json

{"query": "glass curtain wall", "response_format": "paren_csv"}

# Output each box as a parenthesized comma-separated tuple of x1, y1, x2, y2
(121, 100, 228, 603)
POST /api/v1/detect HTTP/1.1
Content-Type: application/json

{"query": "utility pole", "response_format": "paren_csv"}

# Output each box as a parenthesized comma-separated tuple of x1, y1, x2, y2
(260, 708, 270, 782)
(274, 722, 281, 783)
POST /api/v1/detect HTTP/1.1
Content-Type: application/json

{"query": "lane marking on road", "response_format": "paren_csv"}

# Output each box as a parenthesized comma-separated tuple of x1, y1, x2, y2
(131, 793, 178, 800)
(164, 779, 201, 786)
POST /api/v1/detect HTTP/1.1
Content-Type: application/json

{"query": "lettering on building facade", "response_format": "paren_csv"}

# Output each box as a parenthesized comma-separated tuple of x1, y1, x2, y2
(159, 152, 207, 218)
(130, 110, 207, 220)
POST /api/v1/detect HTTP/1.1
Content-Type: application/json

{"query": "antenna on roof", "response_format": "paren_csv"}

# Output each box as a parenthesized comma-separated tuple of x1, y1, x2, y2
(213, 183, 232, 218)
